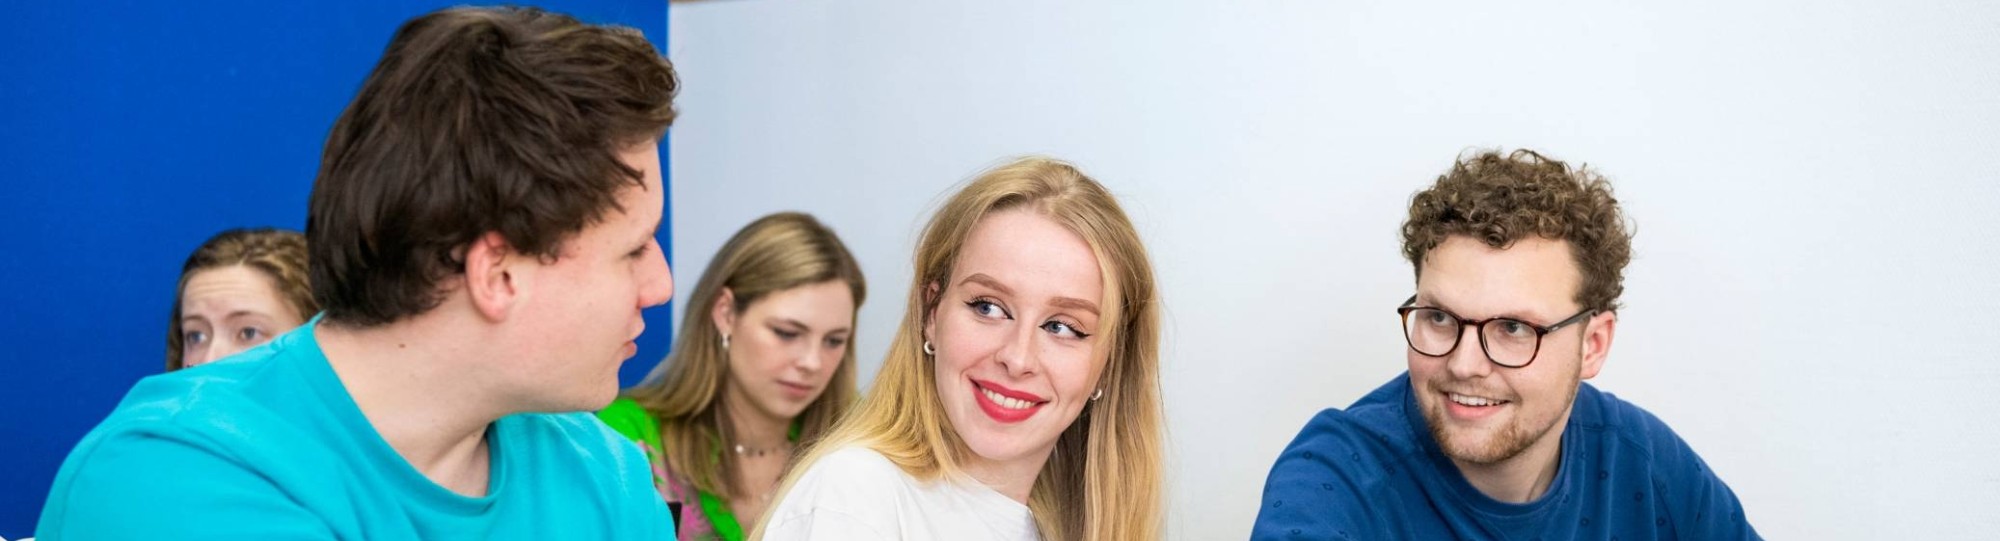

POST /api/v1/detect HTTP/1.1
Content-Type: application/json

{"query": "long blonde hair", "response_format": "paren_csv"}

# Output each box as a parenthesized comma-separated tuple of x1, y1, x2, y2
(755, 157, 1164, 540)
(625, 212, 866, 499)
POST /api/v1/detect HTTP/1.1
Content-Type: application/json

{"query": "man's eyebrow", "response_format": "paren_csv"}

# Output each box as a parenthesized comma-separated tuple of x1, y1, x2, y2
(629, 223, 659, 251)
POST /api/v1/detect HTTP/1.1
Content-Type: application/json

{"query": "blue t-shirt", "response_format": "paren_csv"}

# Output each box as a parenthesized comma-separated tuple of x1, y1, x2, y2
(37, 321, 672, 539)
(1252, 373, 1758, 540)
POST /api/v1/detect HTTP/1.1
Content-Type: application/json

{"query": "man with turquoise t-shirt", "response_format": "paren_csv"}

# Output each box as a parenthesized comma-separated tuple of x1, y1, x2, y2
(39, 6, 681, 539)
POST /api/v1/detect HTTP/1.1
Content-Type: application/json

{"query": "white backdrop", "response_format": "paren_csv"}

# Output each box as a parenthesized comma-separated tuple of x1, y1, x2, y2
(663, 1, 2000, 538)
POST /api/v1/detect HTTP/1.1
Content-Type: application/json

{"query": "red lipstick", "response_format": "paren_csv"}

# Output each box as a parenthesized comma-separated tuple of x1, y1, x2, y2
(971, 379, 1045, 424)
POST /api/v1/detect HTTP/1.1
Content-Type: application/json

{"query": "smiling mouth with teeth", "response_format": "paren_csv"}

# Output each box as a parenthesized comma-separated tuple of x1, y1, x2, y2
(981, 386, 1040, 410)
(1448, 392, 1509, 407)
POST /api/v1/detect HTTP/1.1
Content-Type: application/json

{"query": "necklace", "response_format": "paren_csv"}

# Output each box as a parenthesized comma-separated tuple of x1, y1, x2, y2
(731, 441, 794, 457)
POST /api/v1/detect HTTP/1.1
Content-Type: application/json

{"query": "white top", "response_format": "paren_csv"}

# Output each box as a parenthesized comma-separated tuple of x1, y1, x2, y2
(762, 446, 1040, 541)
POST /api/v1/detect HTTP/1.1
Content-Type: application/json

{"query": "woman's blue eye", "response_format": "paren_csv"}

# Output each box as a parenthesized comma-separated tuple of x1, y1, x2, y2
(967, 300, 1009, 319)
(237, 327, 265, 342)
(825, 337, 847, 349)
(1041, 320, 1091, 340)
(184, 331, 208, 345)
(772, 328, 801, 341)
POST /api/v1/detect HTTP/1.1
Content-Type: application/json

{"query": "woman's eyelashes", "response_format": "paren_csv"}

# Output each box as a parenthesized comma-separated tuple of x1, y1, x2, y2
(771, 325, 802, 341)
(1042, 320, 1091, 340)
(966, 297, 1092, 340)
(967, 298, 1009, 319)
(768, 324, 848, 351)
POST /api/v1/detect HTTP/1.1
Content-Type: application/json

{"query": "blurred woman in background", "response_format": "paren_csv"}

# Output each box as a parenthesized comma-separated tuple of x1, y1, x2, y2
(167, 227, 315, 370)
(598, 212, 866, 540)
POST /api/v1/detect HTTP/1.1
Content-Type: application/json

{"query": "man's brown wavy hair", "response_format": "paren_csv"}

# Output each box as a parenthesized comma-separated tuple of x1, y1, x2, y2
(308, 6, 679, 327)
(1400, 149, 1633, 313)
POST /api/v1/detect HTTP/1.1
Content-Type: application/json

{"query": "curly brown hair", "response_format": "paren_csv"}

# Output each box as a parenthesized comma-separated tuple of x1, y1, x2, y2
(1400, 149, 1633, 313)
(167, 228, 316, 371)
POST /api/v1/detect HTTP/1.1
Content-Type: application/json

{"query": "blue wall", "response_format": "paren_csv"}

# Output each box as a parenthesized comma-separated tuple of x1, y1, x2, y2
(0, 2, 672, 534)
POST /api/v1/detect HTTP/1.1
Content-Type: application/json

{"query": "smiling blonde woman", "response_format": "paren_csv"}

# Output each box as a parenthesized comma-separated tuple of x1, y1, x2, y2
(752, 157, 1164, 541)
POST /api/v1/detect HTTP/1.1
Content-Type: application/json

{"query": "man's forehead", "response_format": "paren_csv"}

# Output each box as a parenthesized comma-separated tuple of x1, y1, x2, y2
(1418, 237, 1582, 317)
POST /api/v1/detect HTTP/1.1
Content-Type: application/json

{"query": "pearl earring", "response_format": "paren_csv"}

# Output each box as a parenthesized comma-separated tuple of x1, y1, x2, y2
(922, 341, 935, 356)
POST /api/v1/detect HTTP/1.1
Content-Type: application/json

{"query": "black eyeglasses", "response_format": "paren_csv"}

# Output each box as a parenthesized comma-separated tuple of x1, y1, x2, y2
(1395, 295, 1596, 368)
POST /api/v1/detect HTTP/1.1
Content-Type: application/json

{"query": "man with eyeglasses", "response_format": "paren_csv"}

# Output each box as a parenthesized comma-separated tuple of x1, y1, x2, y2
(1251, 149, 1759, 540)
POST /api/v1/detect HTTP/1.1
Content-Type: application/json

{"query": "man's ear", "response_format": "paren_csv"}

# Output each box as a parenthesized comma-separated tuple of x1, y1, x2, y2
(462, 232, 520, 322)
(1579, 311, 1617, 380)
(710, 287, 738, 337)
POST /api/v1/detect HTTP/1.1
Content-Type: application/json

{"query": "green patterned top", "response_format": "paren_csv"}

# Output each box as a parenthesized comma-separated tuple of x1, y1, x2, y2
(597, 398, 746, 541)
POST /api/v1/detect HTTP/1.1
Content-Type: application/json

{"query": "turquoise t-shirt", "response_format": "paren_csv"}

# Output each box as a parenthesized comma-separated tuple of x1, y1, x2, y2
(37, 321, 673, 539)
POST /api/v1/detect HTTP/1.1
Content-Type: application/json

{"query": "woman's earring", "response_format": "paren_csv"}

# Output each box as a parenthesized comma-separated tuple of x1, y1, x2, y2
(721, 333, 731, 351)
(922, 340, 936, 356)
(1091, 388, 1104, 401)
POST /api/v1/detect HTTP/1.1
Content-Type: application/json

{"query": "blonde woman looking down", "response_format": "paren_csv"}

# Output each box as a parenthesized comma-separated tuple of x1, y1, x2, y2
(600, 212, 865, 540)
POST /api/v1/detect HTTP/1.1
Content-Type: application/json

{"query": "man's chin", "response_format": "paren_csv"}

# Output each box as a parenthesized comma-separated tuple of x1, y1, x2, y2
(1439, 436, 1511, 465)
(524, 381, 621, 414)
(584, 378, 623, 409)
(1447, 420, 1552, 464)
(1425, 408, 1522, 465)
